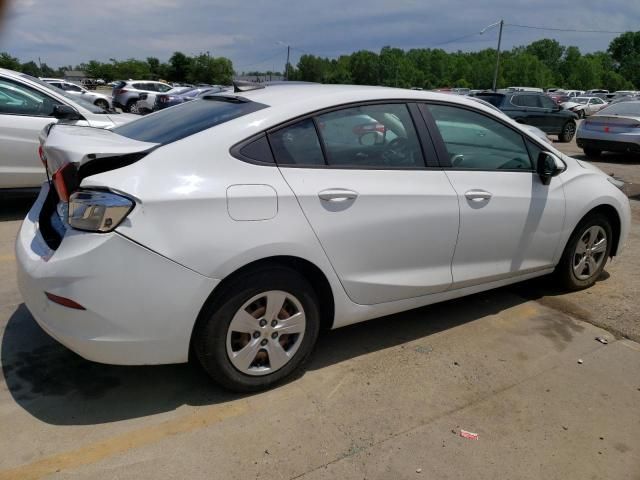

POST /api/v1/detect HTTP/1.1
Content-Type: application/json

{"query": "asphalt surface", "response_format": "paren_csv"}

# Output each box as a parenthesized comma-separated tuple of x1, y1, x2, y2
(0, 126, 639, 479)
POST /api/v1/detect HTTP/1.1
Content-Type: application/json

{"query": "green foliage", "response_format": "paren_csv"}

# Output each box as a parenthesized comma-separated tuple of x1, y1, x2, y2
(2, 31, 639, 90)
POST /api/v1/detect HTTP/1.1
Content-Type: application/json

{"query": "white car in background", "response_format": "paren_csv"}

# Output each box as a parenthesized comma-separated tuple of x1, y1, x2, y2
(17, 84, 630, 392)
(0, 68, 138, 190)
(40, 78, 113, 110)
(561, 96, 608, 118)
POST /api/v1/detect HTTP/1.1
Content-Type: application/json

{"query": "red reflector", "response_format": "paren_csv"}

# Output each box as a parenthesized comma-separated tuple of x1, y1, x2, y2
(38, 145, 46, 166)
(45, 292, 86, 310)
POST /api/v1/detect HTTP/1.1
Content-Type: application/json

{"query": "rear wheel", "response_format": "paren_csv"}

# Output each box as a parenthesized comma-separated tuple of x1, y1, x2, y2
(578, 109, 585, 119)
(125, 99, 139, 114)
(559, 121, 576, 143)
(583, 147, 601, 158)
(193, 266, 320, 392)
(555, 214, 612, 290)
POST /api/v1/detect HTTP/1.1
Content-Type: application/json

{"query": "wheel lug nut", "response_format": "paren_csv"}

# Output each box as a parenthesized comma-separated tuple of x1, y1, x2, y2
(260, 339, 268, 346)
(253, 331, 260, 339)
(271, 319, 278, 327)
(271, 332, 278, 339)
(259, 319, 267, 327)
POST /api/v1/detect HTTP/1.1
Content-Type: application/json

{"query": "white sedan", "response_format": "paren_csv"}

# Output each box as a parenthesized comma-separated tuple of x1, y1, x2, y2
(0, 68, 138, 189)
(40, 78, 113, 110)
(562, 96, 608, 118)
(17, 84, 631, 391)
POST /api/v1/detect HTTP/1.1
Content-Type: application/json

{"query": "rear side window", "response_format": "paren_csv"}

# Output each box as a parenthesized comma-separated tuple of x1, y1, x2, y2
(113, 97, 268, 145)
(269, 119, 325, 166)
(512, 95, 539, 108)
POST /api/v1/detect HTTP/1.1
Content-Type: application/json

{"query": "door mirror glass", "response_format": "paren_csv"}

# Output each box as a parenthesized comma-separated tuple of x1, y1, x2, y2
(537, 151, 564, 185)
(52, 104, 82, 121)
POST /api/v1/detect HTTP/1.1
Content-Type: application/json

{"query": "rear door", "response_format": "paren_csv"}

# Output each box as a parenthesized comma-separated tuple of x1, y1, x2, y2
(422, 103, 565, 287)
(272, 102, 460, 305)
(0, 76, 62, 188)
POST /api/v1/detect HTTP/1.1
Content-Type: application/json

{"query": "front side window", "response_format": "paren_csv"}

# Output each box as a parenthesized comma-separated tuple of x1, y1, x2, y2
(269, 119, 325, 166)
(539, 96, 557, 109)
(0, 78, 60, 116)
(428, 104, 533, 171)
(315, 104, 424, 168)
(64, 83, 83, 92)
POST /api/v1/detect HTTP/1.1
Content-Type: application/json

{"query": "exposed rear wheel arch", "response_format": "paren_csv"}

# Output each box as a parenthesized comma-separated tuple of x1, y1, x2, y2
(190, 256, 335, 355)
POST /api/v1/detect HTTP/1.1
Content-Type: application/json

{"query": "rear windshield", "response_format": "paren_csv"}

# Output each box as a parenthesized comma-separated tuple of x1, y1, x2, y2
(599, 102, 640, 116)
(474, 94, 504, 107)
(113, 96, 268, 144)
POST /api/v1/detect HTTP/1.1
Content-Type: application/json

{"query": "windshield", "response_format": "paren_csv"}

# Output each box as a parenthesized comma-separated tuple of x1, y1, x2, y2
(113, 96, 268, 145)
(599, 102, 640, 116)
(572, 98, 589, 104)
(19, 74, 108, 114)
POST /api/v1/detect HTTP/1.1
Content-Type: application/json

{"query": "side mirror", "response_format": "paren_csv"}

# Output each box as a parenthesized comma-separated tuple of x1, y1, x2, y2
(537, 151, 565, 185)
(52, 104, 82, 121)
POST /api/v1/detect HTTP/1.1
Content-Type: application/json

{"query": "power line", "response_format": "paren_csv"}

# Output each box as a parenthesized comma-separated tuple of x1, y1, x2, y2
(506, 23, 626, 34)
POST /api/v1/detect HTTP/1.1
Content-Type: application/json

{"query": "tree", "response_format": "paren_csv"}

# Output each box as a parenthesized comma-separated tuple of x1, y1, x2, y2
(168, 51, 192, 82)
(349, 50, 379, 85)
(608, 31, 640, 88)
(0, 52, 21, 71)
(20, 61, 40, 77)
(526, 39, 565, 75)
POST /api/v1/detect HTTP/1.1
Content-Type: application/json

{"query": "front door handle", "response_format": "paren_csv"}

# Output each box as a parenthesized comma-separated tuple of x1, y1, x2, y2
(318, 189, 358, 202)
(464, 189, 492, 202)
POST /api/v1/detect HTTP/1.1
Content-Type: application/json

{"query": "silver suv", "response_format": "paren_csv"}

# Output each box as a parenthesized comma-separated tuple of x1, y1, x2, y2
(112, 80, 172, 113)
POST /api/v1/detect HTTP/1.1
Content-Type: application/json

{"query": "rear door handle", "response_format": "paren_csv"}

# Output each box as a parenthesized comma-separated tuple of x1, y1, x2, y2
(464, 189, 492, 201)
(318, 189, 358, 202)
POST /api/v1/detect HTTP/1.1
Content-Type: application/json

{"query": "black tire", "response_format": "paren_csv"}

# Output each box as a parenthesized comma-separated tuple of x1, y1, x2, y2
(94, 99, 109, 110)
(559, 121, 576, 143)
(555, 213, 612, 291)
(125, 99, 139, 113)
(193, 265, 320, 392)
(578, 110, 585, 119)
(583, 147, 602, 158)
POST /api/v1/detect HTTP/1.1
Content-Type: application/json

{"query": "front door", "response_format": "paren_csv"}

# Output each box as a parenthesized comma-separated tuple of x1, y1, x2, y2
(423, 103, 566, 287)
(270, 103, 460, 305)
(0, 77, 62, 188)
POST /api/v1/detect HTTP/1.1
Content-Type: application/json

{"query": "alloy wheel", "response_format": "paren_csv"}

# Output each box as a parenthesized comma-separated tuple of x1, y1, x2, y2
(572, 225, 607, 280)
(226, 290, 306, 376)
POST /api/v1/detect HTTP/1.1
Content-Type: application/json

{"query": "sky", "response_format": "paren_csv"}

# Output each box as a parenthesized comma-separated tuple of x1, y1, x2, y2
(0, 0, 638, 71)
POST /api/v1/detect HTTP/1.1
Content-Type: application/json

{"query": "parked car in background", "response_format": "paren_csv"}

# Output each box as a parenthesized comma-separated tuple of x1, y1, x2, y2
(111, 80, 173, 113)
(507, 86, 544, 93)
(19, 83, 630, 392)
(586, 89, 609, 95)
(134, 86, 192, 114)
(561, 96, 608, 118)
(549, 93, 571, 105)
(151, 86, 228, 111)
(563, 90, 585, 98)
(475, 91, 578, 142)
(41, 78, 112, 110)
(576, 100, 640, 157)
(0, 68, 138, 189)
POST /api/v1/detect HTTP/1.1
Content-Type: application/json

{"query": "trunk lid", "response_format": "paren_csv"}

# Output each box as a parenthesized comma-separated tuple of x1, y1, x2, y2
(40, 124, 158, 176)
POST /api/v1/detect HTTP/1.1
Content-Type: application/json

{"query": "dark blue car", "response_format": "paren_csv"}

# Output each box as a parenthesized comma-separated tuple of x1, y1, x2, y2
(154, 86, 227, 110)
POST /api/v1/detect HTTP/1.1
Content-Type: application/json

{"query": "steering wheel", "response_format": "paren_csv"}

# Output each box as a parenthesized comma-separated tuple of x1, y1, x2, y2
(382, 137, 410, 165)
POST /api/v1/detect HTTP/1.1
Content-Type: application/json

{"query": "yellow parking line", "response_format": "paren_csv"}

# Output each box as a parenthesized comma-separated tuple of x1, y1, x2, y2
(0, 254, 15, 263)
(0, 401, 248, 480)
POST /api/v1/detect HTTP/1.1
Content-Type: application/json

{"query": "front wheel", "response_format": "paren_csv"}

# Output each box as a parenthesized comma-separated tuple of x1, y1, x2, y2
(193, 266, 320, 392)
(555, 214, 612, 290)
(559, 121, 576, 142)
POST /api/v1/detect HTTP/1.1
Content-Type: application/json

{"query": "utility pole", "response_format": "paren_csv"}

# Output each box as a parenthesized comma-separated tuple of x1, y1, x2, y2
(492, 19, 504, 92)
(285, 45, 290, 81)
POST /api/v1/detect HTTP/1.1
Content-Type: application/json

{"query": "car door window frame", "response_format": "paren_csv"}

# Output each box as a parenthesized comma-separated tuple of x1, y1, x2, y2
(0, 76, 62, 118)
(418, 101, 547, 172)
(231, 100, 440, 170)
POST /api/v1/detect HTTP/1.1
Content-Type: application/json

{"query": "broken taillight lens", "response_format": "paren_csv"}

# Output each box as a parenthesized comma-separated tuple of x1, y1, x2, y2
(51, 163, 78, 202)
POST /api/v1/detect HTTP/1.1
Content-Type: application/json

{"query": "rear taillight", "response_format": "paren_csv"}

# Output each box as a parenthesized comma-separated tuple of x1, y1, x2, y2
(68, 190, 134, 233)
(52, 163, 78, 202)
(113, 88, 128, 95)
(157, 95, 174, 103)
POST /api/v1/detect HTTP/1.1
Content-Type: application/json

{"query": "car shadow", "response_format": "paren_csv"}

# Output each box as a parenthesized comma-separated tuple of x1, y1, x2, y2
(0, 192, 37, 222)
(2, 279, 585, 427)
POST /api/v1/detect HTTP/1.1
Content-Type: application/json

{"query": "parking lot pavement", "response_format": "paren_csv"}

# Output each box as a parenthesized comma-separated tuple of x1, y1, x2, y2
(1, 137, 639, 479)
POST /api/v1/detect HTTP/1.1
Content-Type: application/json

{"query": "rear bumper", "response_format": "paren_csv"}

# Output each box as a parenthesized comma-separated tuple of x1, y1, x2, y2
(16, 184, 219, 365)
(576, 129, 640, 153)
